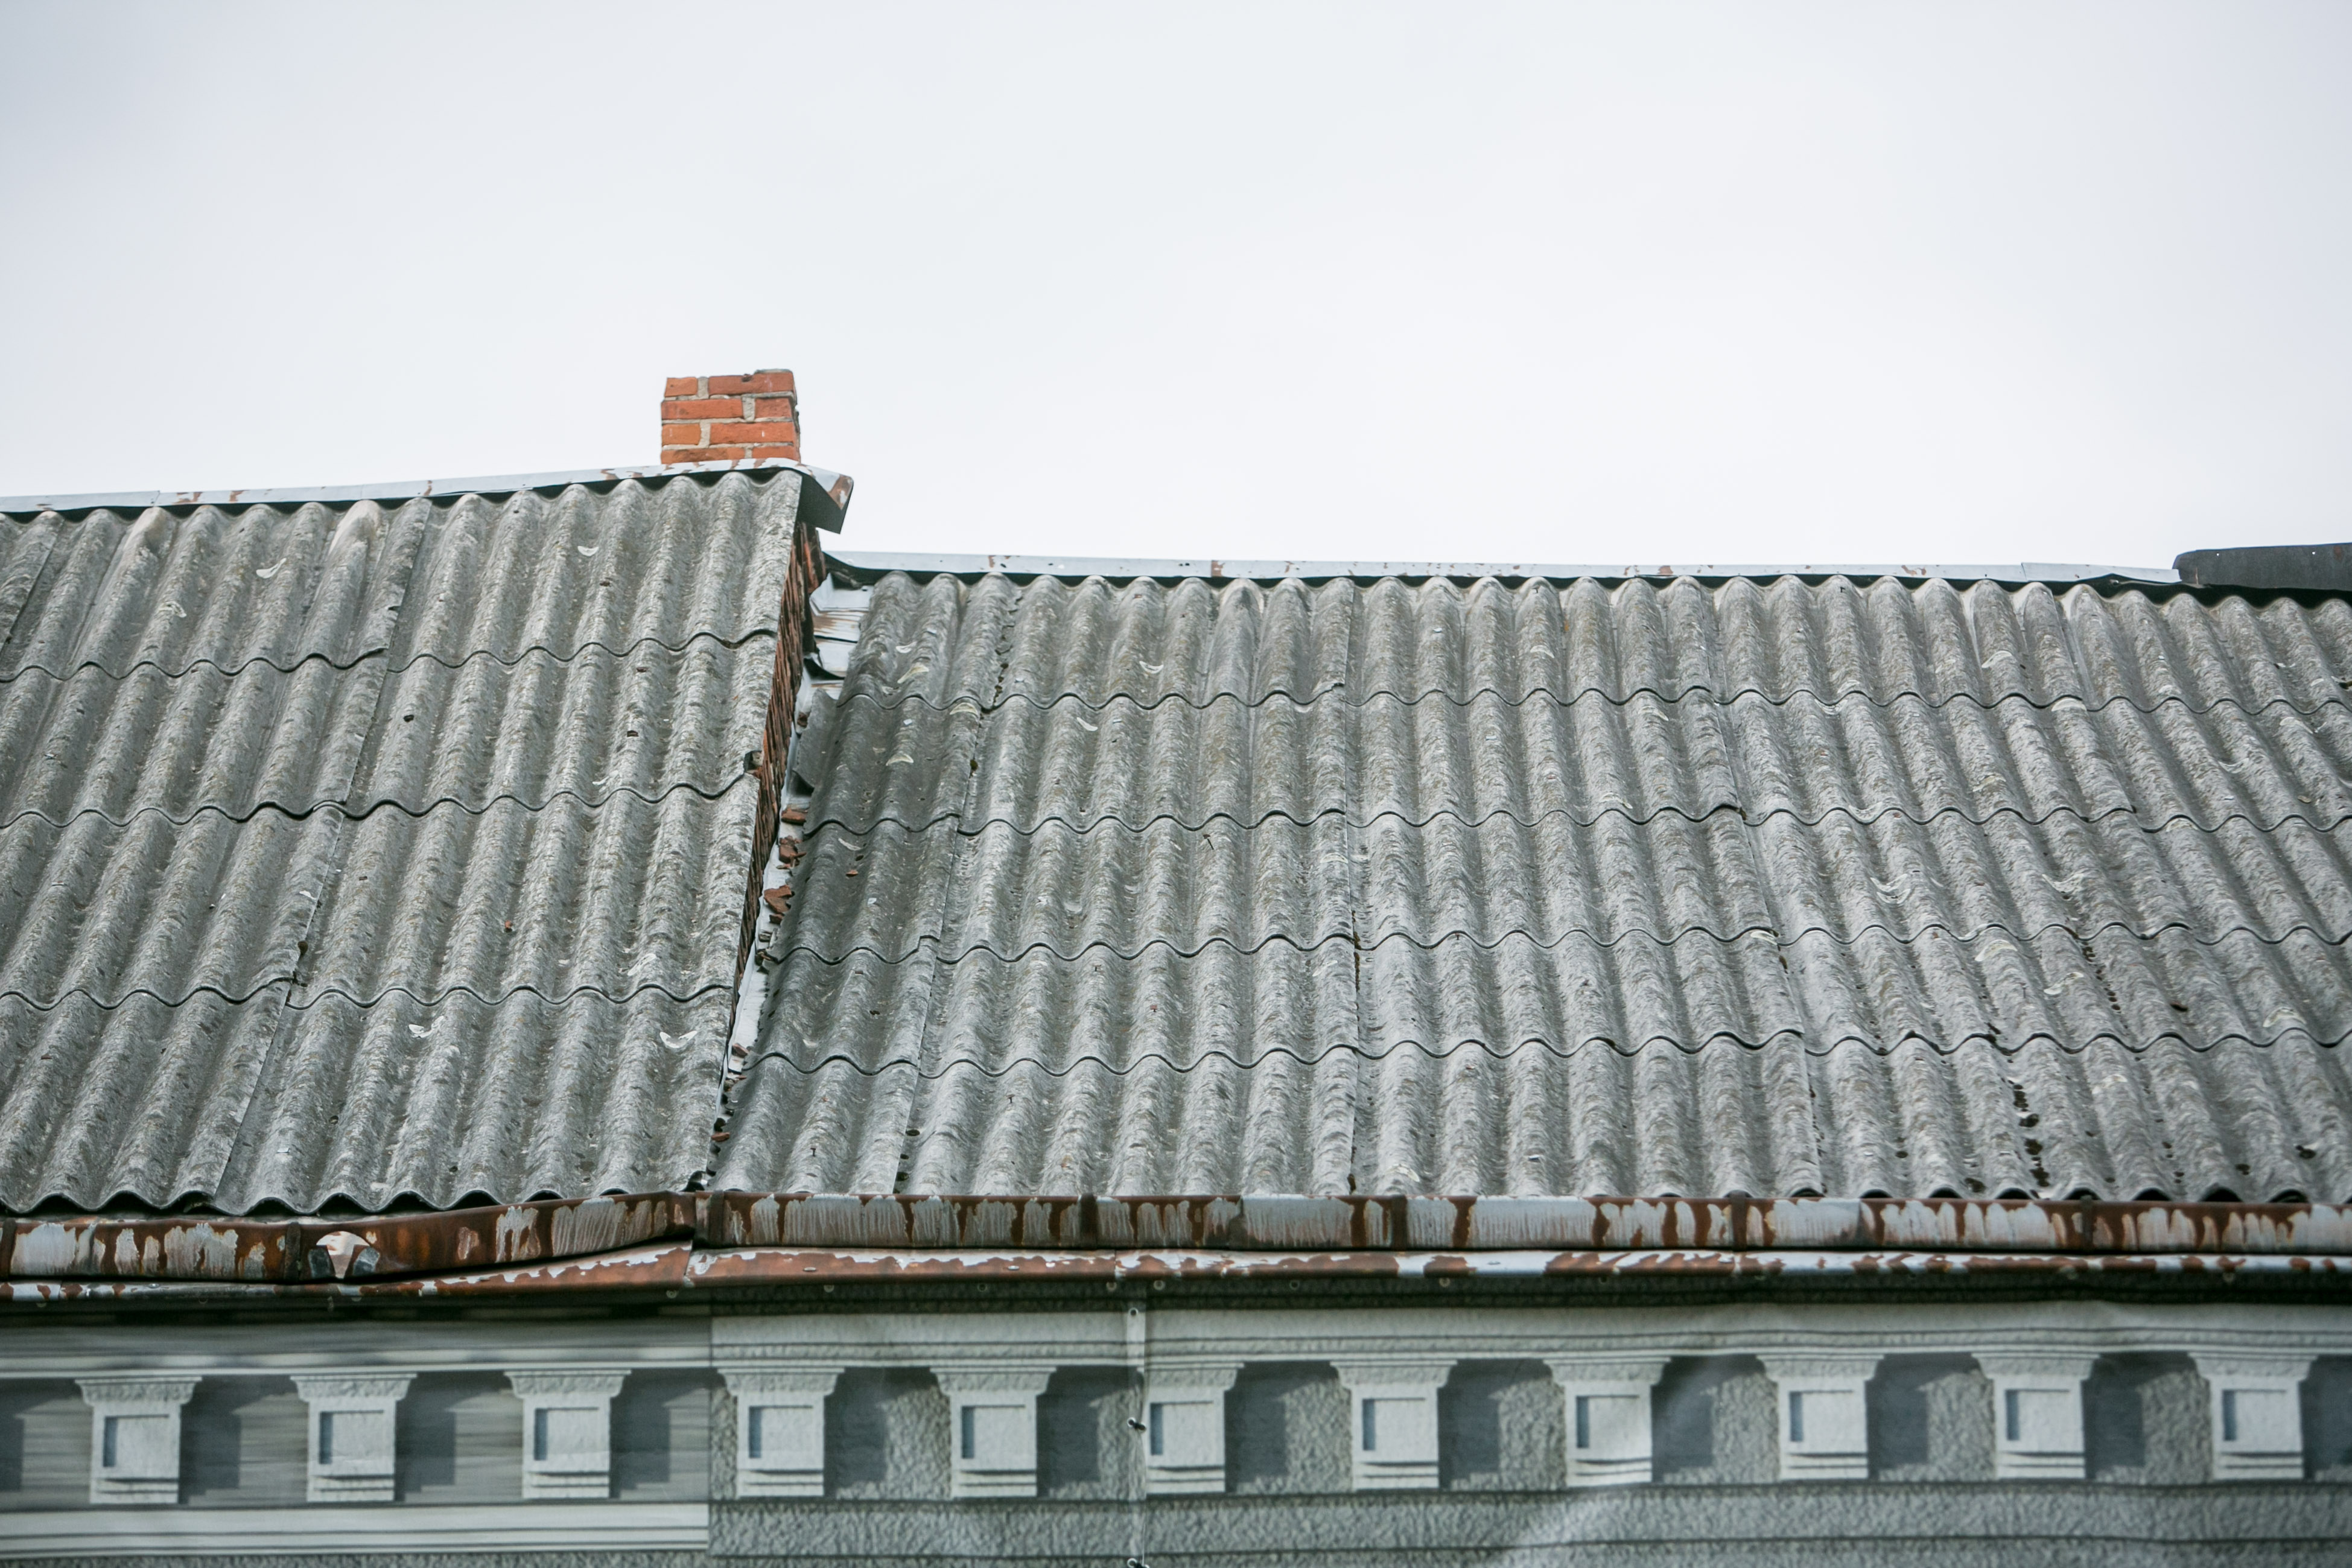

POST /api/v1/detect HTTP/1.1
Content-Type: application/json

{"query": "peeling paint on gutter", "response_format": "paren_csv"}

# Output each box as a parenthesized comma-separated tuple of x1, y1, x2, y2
(4, 1242, 695, 1303)
(698, 1192, 2352, 1260)
(0, 1192, 696, 1285)
(17, 1241, 2352, 1303)
(7, 1193, 2352, 1301)
(683, 1246, 2352, 1283)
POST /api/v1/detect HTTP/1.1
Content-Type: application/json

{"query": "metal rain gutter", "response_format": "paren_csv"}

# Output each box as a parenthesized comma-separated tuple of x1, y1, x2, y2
(681, 1245, 2352, 1285)
(20, 1245, 2352, 1304)
(0, 1193, 699, 1287)
(6, 1193, 2351, 1300)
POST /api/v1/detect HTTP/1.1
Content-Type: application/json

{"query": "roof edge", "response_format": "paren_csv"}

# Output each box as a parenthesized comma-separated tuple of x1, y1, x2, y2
(0, 459, 855, 532)
(16, 1242, 2352, 1302)
(831, 552, 2179, 586)
(7, 1192, 2346, 1291)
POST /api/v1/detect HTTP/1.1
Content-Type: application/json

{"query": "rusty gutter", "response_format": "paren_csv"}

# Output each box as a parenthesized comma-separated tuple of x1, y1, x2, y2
(6, 1243, 695, 1304)
(7, 1193, 2352, 1297)
(697, 1192, 2352, 1259)
(14, 1244, 2352, 1303)
(0, 1192, 698, 1286)
(685, 1247, 2352, 1283)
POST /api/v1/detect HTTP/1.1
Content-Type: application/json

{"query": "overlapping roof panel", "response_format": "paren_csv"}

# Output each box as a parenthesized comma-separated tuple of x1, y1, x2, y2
(723, 571, 2352, 1204)
(0, 469, 809, 1213)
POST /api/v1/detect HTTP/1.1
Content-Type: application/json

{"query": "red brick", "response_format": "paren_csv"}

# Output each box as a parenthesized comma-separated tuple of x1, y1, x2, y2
(672, 444, 749, 462)
(707, 419, 798, 444)
(663, 396, 742, 420)
(664, 376, 702, 397)
(661, 422, 706, 447)
(708, 370, 795, 396)
(750, 395, 798, 420)
(746, 443, 801, 460)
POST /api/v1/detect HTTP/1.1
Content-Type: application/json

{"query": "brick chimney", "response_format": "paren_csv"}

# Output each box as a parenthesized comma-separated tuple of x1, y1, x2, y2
(661, 370, 799, 464)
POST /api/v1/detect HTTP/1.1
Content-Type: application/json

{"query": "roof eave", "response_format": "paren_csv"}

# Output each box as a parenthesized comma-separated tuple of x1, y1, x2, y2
(8, 1192, 2349, 1300)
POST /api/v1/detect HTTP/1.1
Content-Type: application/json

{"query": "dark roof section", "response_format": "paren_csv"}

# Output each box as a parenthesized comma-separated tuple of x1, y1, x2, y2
(2176, 542, 2352, 595)
(721, 568, 2352, 1205)
(0, 468, 829, 1215)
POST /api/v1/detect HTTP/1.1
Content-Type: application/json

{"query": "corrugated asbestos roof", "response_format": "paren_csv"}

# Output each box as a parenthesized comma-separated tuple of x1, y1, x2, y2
(0, 469, 815, 1213)
(720, 570, 2352, 1205)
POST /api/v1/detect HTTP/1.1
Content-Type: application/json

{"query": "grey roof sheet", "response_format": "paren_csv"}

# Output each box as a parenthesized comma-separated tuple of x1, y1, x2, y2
(721, 570, 2352, 1204)
(824, 572, 2352, 714)
(0, 469, 810, 1213)
(0, 478, 795, 681)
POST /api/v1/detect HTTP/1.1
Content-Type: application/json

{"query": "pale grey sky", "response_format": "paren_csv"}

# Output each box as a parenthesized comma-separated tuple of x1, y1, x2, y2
(3, 2, 2348, 568)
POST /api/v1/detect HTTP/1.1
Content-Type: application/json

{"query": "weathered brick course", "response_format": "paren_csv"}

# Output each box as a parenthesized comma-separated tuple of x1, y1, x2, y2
(663, 369, 799, 465)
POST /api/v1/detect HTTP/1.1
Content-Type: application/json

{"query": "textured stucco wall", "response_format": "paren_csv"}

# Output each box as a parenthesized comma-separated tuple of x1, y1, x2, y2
(8, 1318, 2352, 1564)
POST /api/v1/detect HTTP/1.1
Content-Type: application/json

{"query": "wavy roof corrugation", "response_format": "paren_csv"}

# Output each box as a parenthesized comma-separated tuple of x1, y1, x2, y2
(722, 569, 2352, 1204)
(0, 470, 808, 1213)
(828, 571, 2352, 714)
(0, 478, 794, 682)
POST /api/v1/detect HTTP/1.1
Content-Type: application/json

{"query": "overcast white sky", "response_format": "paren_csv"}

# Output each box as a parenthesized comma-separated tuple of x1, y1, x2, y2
(3, 3, 2349, 569)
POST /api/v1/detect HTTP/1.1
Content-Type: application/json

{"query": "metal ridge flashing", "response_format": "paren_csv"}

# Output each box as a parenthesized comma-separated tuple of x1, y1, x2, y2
(830, 552, 2181, 586)
(0, 458, 856, 531)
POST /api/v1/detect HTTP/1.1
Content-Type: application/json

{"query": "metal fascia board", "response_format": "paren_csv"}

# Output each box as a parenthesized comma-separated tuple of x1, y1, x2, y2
(828, 552, 2179, 585)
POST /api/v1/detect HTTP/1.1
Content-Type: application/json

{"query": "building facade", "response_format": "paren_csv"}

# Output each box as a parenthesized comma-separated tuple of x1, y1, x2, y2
(2, 373, 2349, 1563)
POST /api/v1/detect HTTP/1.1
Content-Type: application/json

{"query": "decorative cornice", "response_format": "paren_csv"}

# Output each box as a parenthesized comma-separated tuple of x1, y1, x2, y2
(720, 1367, 844, 1397)
(504, 1370, 629, 1399)
(1545, 1356, 1670, 1386)
(1758, 1354, 1885, 1382)
(290, 1374, 415, 1403)
(1140, 1360, 1244, 1391)
(1332, 1359, 1457, 1388)
(74, 1377, 197, 1408)
(2188, 1352, 2318, 1381)
(1972, 1354, 2097, 1382)
(930, 1366, 1055, 1397)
